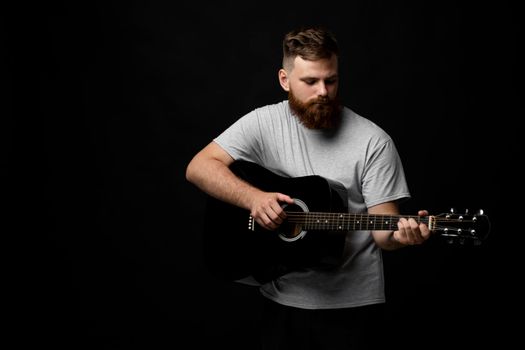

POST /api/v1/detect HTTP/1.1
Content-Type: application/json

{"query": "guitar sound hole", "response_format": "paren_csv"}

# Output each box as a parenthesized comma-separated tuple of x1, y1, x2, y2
(281, 220, 302, 238)
(280, 201, 307, 240)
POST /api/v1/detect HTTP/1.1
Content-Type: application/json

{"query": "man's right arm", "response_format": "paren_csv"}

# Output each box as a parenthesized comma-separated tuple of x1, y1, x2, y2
(185, 141, 253, 210)
(185, 141, 293, 230)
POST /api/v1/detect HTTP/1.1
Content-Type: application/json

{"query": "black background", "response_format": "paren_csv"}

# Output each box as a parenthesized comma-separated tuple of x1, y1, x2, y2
(6, 1, 521, 349)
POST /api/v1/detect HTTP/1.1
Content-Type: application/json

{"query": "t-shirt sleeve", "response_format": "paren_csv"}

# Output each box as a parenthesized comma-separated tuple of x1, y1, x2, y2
(361, 138, 411, 208)
(213, 110, 264, 163)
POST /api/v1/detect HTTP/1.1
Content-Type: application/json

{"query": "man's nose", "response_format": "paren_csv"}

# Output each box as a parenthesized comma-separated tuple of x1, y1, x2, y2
(317, 82, 328, 96)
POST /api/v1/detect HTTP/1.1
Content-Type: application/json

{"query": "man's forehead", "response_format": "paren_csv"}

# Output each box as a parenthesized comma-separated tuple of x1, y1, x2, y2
(292, 56, 338, 77)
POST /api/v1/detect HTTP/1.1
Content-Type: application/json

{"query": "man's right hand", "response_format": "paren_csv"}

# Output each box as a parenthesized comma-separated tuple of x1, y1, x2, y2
(249, 192, 294, 231)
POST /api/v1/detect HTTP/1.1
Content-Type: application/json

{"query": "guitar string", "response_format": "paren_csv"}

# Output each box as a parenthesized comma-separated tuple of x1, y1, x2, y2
(284, 213, 425, 227)
(284, 212, 478, 223)
(282, 213, 482, 234)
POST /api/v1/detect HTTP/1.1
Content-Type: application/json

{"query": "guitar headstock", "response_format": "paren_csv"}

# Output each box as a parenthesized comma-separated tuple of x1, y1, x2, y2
(432, 209, 491, 245)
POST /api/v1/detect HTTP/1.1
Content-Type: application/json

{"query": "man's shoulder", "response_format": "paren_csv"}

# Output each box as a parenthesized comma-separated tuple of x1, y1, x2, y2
(253, 100, 288, 113)
(342, 107, 374, 126)
(243, 100, 289, 121)
(342, 107, 390, 137)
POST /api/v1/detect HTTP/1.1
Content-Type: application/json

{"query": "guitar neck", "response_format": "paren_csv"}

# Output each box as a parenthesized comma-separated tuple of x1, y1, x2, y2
(286, 212, 432, 231)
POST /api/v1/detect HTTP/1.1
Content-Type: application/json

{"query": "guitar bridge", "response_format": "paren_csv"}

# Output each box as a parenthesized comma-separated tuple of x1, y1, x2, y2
(248, 215, 255, 231)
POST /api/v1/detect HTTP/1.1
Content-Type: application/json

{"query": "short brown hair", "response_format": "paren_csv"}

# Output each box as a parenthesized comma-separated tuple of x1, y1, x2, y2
(282, 27, 339, 70)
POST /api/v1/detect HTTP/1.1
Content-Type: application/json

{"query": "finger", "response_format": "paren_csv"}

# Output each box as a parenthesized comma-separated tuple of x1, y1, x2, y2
(269, 202, 287, 223)
(419, 223, 431, 239)
(397, 219, 412, 245)
(408, 218, 425, 244)
(270, 212, 284, 225)
(413, 218, 431, 244)
(259, 213, 278, 231)
(277, 193, 295, 205)
(414, 212, 432, 239)
(251, 206, 276, 231)
(418, 209, 429, 217)
(398, 218, 420, 245)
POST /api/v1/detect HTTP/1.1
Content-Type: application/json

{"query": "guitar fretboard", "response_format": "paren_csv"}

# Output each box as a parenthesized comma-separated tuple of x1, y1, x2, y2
(285, 212, 431, 231)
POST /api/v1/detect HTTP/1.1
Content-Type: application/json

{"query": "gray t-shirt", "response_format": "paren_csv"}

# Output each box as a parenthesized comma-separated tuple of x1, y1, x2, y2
(214, 100, 410, 309)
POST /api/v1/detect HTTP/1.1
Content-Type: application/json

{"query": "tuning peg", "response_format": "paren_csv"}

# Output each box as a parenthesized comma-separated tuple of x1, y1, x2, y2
(477, 209, 484, 215)
(450, 208, 455, 214)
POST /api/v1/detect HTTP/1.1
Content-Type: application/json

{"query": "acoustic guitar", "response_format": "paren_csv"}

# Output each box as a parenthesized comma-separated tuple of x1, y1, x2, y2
(202, 161, 491, 284)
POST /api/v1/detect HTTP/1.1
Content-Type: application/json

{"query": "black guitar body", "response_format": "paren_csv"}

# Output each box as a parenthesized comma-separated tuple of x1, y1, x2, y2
(203, 161, 348, 284)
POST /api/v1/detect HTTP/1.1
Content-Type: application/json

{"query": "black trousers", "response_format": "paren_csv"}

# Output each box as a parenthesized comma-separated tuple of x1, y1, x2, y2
(259, 296, 385, 350)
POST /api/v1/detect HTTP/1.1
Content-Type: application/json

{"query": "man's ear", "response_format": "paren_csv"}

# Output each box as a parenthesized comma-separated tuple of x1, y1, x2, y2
(278, 69, 290, 92)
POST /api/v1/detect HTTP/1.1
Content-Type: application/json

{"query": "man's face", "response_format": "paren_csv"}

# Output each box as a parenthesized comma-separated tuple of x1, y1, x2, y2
(279, 55, 341, 129)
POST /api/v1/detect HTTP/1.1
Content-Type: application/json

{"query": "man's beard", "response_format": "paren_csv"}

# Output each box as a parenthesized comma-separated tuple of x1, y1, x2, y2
(288, 90, 342, 130)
